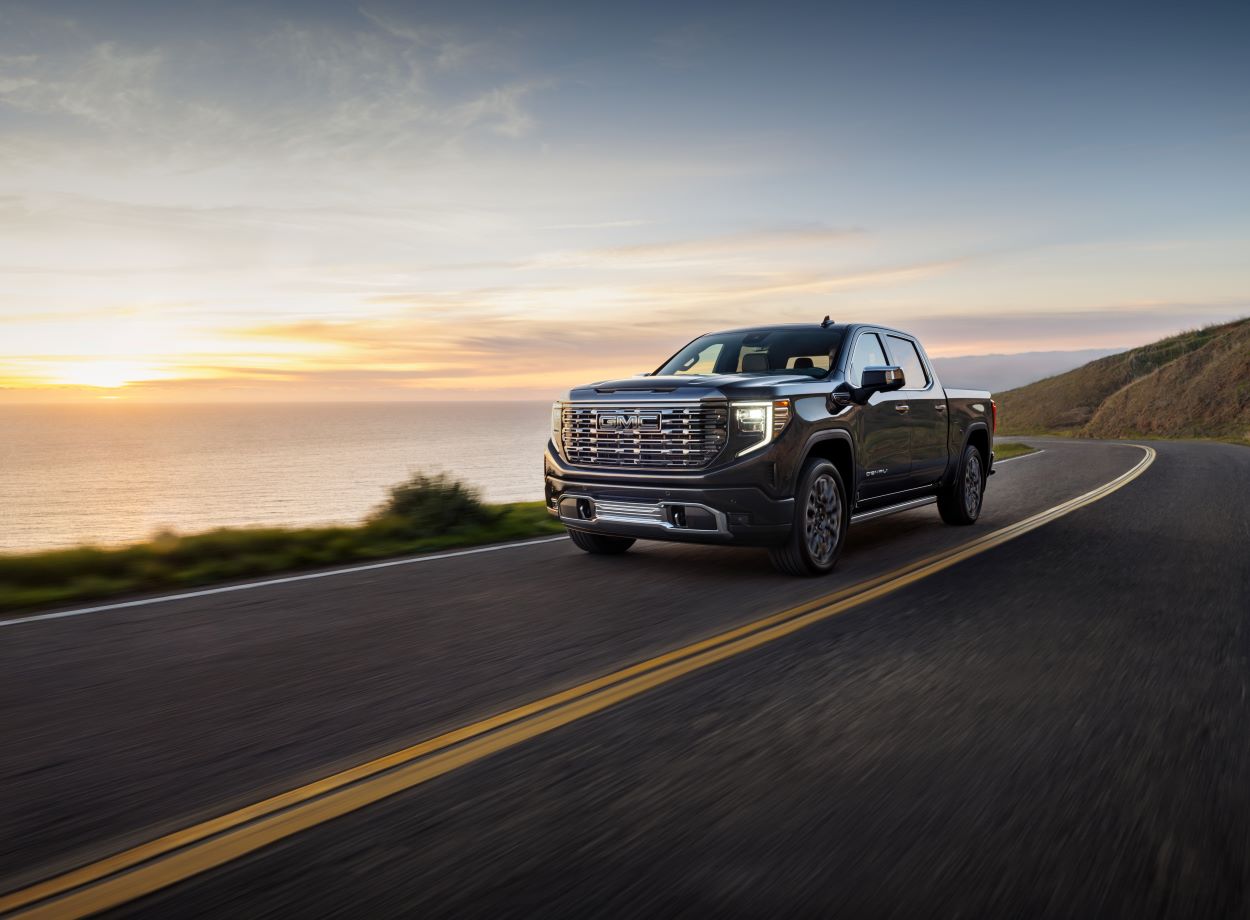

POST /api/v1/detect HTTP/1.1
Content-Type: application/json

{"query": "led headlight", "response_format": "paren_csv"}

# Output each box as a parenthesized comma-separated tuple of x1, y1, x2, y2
(551, 401, 563, 454)
(735, 404, 768, 434)
(731, 399, 791, 456)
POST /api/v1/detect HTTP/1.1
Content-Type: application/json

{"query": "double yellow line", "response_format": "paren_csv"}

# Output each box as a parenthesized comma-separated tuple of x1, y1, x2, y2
(0, 445, 1154, 919)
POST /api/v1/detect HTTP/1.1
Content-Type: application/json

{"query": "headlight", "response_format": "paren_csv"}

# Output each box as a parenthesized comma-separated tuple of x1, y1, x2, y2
(734, 405, 768, 434)
(551, 401, 563, 454)
(731, 399, 791, 456)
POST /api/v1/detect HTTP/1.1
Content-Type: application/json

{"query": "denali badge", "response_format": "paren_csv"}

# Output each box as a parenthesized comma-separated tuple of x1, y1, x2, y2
(597, 412, 659, 430)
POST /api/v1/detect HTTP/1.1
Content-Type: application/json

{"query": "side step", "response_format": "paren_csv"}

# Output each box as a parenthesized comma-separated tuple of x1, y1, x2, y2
(849, 495, 937, 525)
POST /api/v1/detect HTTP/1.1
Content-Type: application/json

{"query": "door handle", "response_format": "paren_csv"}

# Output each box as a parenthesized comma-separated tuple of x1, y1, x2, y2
(894, 404, 910, 414)
(935, 404, 947, 412)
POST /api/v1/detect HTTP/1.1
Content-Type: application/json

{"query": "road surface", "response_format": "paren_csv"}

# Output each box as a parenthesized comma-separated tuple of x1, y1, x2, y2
(1, 439, 1247, 918)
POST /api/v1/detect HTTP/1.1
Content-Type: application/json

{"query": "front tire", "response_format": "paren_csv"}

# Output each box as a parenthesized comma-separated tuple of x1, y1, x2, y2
(938, 444, 985, 525)
(769, 459, 848, 576)
(566, 528, 635, 554)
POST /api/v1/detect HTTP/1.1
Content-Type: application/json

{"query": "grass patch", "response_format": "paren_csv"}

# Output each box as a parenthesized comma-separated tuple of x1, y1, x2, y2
(0, 473, 566, 616)
(994, 441, 1039, 461)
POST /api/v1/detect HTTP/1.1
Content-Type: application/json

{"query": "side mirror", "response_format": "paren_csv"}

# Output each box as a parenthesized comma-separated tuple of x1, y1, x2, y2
(855, 365, 905, 401)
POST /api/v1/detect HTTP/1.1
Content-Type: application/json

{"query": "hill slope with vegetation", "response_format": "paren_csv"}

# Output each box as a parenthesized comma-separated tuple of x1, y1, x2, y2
(997, 317, 1250, 441)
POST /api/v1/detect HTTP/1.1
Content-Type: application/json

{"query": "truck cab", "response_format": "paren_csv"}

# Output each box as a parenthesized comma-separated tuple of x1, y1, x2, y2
(544, 321, 995, 575)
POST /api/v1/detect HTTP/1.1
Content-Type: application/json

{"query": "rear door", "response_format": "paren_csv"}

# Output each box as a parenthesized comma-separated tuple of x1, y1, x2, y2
(847, 330, 912, 500)
(884, 333, 948, 488)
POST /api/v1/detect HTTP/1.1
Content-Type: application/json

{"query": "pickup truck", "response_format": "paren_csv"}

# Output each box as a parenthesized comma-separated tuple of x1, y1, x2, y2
(544, 320, 996, 575)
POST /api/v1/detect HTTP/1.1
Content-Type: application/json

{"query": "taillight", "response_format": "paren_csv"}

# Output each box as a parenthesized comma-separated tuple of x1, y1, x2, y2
(990, 399, 998, 433)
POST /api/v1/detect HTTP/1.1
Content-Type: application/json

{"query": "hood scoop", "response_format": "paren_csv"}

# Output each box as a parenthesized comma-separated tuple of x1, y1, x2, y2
(594, 385, 677, 393)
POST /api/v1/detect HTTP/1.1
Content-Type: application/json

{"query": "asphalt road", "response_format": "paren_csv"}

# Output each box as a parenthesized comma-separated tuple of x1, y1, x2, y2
(2, 438, 1248, 918)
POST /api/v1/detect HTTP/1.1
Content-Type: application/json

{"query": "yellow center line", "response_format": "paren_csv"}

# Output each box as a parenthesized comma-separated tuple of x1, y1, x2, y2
(1, 445, 1155, 919)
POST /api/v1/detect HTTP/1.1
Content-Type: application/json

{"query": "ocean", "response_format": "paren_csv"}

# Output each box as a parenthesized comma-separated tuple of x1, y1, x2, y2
(0, 402, 553, 554)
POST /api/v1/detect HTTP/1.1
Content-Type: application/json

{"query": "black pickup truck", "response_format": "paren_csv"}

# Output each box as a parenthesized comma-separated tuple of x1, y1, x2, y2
(544, 321, 995, 575)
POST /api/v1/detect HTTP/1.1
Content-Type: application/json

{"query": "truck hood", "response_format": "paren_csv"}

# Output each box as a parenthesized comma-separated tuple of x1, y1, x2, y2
(566, 374, 801, 400)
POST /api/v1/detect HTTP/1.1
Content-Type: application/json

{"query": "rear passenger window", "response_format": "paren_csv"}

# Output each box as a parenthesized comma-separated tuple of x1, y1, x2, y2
(886, 335, 930, 390)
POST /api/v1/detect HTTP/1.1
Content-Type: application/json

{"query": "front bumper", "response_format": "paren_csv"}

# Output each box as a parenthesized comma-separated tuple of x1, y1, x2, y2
(544, 448, 793, 546)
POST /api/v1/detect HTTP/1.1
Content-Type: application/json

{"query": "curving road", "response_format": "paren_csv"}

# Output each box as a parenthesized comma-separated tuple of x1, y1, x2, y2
(2, 439, 1248, 918)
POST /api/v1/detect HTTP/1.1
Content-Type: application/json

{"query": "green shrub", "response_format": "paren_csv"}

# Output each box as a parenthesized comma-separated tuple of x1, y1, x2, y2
(370, 472, 501, 536)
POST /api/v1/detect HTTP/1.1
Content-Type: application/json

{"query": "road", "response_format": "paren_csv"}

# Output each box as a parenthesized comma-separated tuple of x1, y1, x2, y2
(2, 438, 1248, 918)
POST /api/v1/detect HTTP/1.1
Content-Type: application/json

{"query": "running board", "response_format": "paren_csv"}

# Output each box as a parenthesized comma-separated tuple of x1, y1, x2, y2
(850, 495, 937, 524)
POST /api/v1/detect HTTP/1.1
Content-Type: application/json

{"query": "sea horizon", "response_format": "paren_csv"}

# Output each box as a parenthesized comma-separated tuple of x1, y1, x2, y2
(1, 401, 554, 554)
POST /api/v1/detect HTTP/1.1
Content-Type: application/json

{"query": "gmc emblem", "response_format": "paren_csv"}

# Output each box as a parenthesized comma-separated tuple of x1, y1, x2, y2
(597, 412, 659, 430)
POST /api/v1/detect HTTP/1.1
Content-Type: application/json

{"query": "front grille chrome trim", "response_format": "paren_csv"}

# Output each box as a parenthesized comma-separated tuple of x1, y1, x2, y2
(559, 401, 728, 470)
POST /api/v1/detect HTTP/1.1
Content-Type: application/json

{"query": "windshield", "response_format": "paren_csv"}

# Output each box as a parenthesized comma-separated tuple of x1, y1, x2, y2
(655, 328, 844, 379)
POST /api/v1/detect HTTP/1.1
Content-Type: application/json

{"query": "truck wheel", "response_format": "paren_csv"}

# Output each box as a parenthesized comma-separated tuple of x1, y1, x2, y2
(938, 444, 985, 525)
(769, 459, 848, 576)
(566, 528, 636, 554)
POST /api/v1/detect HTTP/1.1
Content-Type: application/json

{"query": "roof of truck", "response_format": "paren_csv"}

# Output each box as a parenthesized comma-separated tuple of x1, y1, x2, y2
(715, 322, 917, 338)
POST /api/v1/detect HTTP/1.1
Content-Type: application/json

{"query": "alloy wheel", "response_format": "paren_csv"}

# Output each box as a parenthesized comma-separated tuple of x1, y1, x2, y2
(805, 473, 842, 565)
(964, 453, 983, 517)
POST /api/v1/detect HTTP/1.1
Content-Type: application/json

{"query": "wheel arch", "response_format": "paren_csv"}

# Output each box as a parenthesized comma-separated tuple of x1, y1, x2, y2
(965, 424, 990, 466)
(799, 430, 856, 501)
(948, 422, 991, 486)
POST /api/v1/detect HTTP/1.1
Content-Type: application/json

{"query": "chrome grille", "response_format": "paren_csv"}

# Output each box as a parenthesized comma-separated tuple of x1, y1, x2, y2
(560, 402, 728, 469)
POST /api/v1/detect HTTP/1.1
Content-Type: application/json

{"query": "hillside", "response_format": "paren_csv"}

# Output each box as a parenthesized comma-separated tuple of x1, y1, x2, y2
(997, 317, 1250, 441)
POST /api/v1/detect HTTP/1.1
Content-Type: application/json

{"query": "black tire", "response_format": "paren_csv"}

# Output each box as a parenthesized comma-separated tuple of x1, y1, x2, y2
(566, 527, 636, 554)
(769, 459, 849, 576)
(938, 444, 986, 525)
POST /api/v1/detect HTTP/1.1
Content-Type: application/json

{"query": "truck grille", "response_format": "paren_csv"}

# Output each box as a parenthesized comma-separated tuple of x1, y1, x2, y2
(560, 402, 728, 469)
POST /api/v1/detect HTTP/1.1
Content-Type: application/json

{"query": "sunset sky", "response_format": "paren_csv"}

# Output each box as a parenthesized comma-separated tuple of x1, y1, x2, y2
(2, 0, 1248, 401)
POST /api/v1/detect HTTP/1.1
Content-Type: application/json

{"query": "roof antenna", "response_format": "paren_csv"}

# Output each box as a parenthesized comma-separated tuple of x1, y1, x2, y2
(821, 315, 834, 327)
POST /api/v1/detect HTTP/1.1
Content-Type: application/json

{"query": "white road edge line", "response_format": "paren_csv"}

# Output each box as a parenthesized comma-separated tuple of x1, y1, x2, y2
(0, 536, 570, 628)
(994, 448, 1046, 465)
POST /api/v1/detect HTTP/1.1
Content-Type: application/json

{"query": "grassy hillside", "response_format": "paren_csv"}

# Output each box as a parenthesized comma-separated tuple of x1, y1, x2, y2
(997, 317, 1250, 441)
(1085, 321, 1250, 439)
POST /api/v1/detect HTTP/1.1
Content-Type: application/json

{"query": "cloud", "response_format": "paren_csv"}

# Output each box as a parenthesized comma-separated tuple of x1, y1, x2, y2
(523, 225, 866, 270)
(540, 219, 649, 230)
(0, 42, 164, 128)
(0, 9, 544, 167)
(447, 82, 540, 138)
(357, 6, 486, 71)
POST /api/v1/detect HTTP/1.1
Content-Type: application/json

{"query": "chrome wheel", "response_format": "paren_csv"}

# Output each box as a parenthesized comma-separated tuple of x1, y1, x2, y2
(963, 452, 983, 517)
(805, 473, 842, 566)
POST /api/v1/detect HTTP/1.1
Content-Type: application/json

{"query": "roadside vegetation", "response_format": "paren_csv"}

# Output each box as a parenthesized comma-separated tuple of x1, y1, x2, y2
(992, 442, 1037, 461)
(0, 473, 565, 614)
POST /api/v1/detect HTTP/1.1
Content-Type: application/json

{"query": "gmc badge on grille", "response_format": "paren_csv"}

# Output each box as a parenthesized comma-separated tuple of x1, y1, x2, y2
(597, 412, 659, 430)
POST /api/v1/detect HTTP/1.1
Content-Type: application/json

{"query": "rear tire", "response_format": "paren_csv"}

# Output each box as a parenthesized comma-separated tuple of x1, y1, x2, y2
(566, 528, 635, 554)
(938, 444, 985, 525)
(769, 459, 848, 576)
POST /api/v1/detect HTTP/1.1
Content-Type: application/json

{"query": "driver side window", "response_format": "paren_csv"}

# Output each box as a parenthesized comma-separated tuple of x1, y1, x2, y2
(847, 333, 887, 387)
